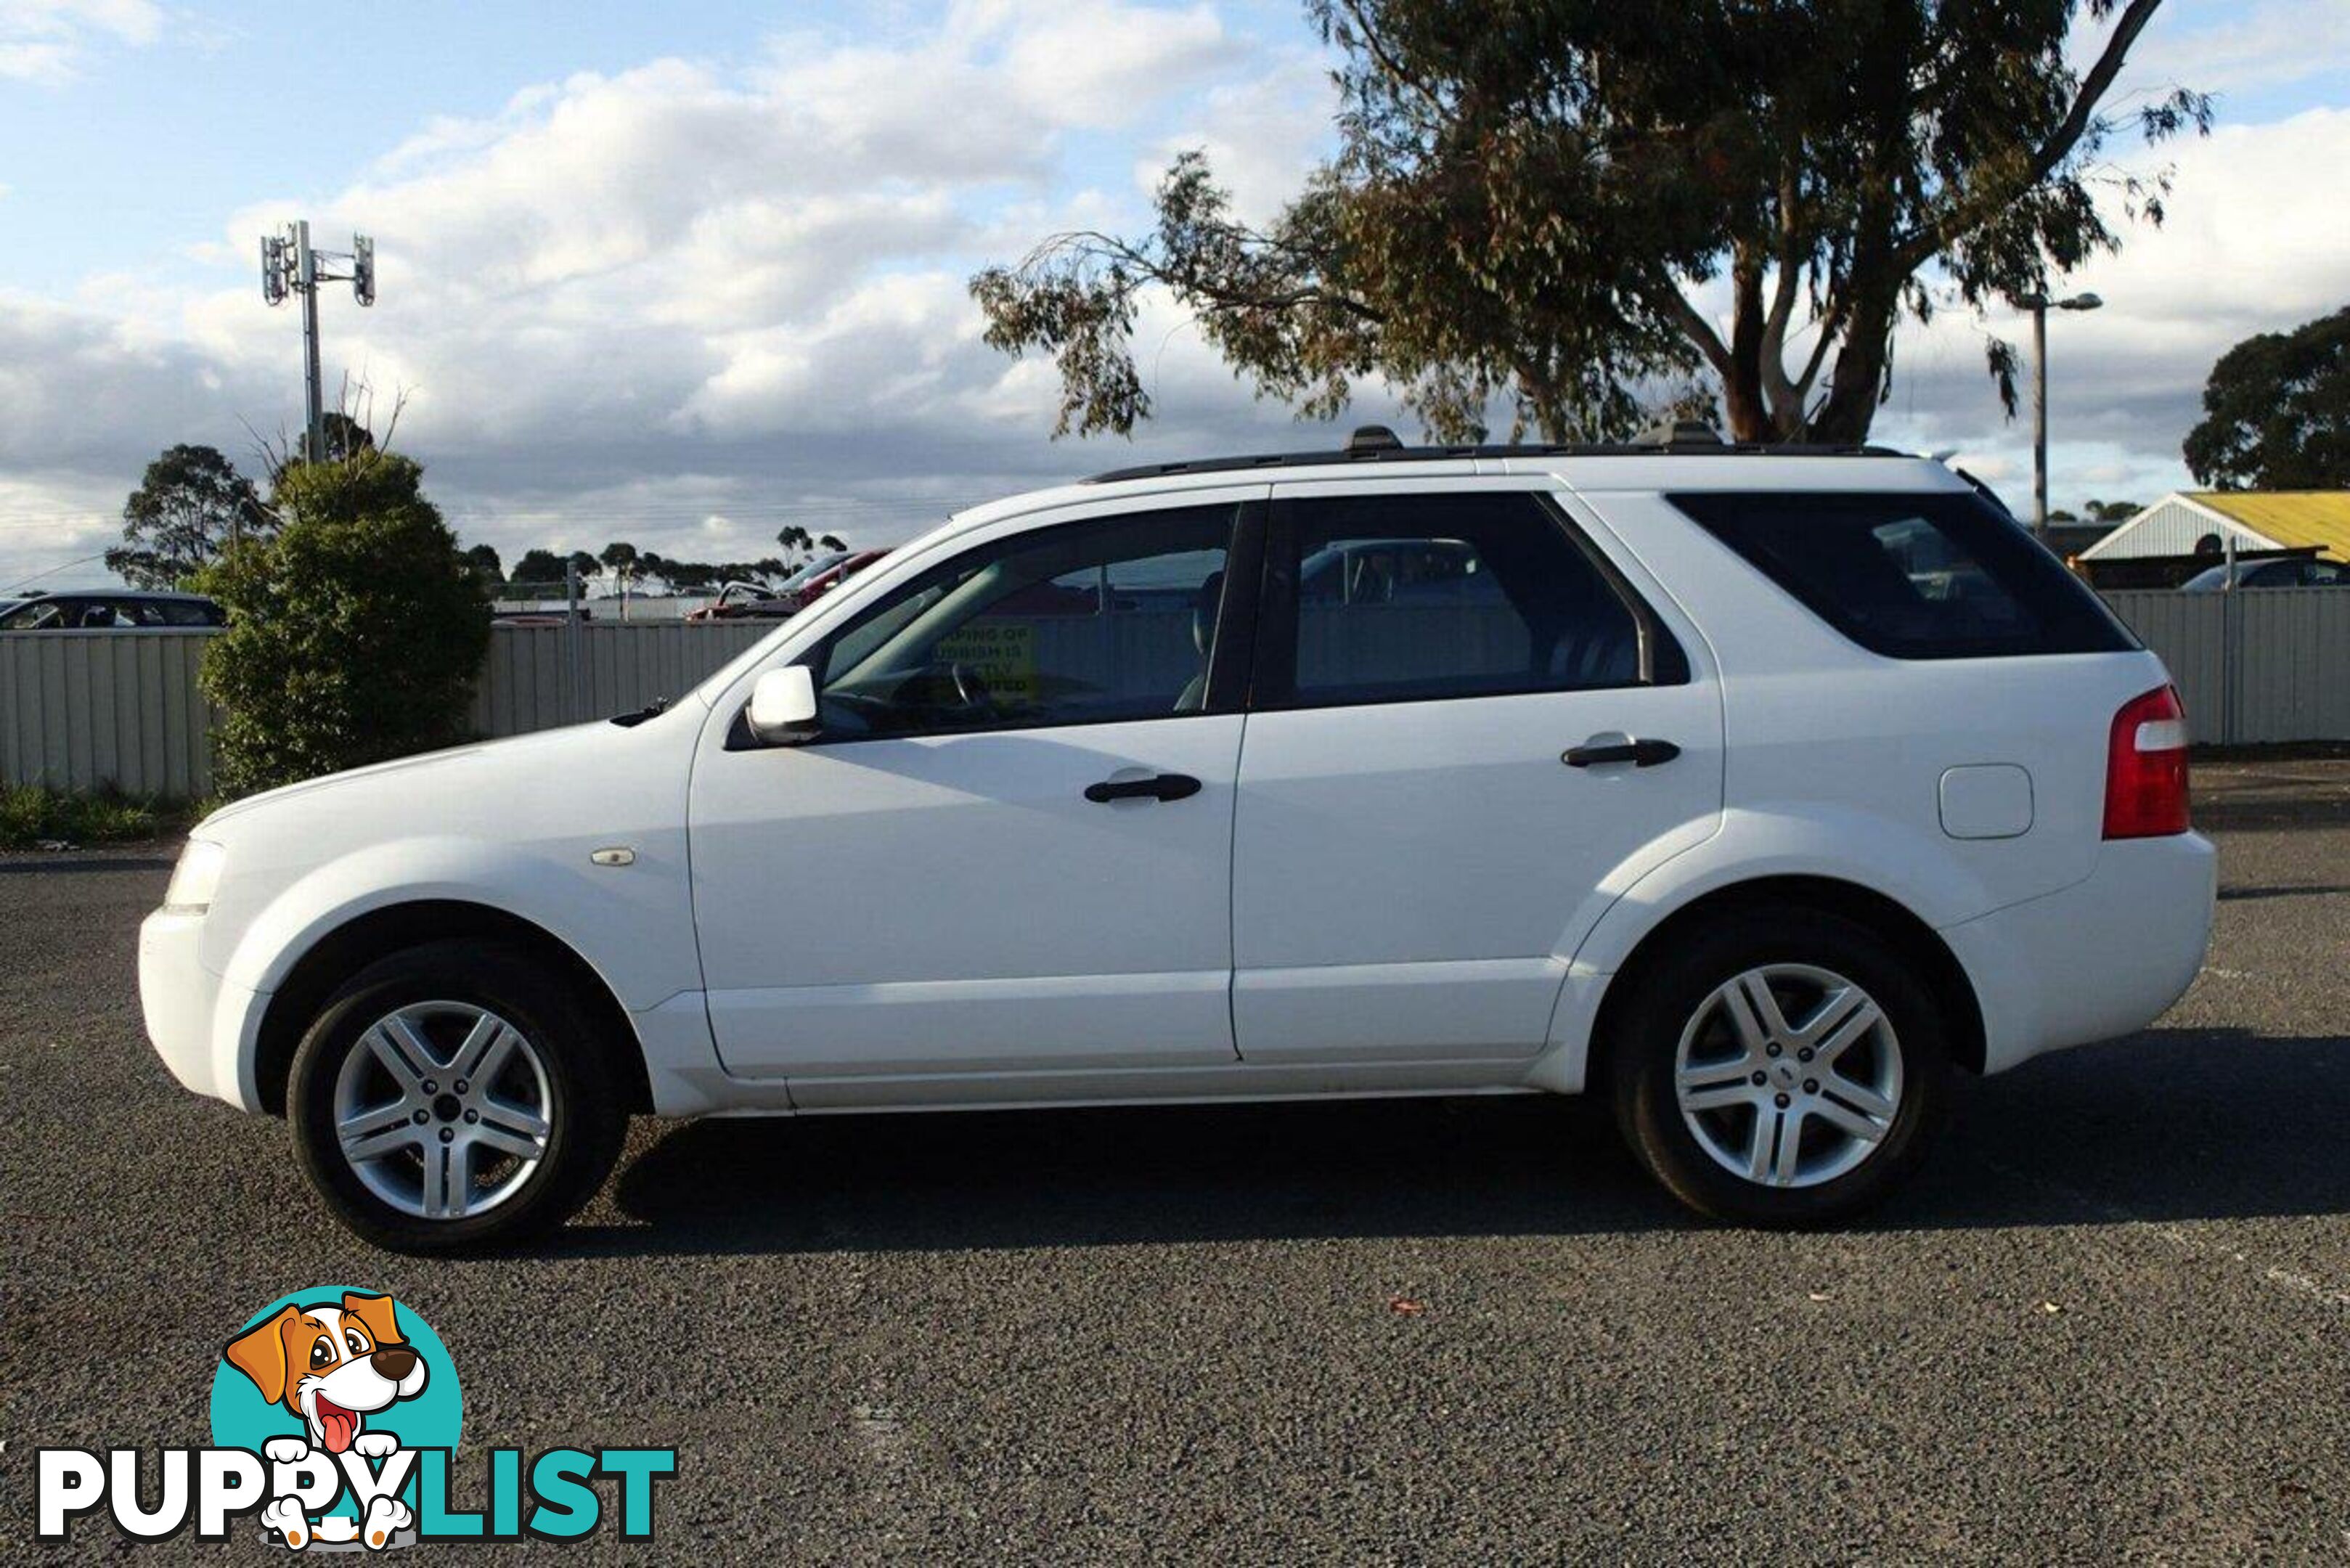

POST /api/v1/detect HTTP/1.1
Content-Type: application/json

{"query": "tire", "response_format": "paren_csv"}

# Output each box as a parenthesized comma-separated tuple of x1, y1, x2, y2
(287, 940, 627, 1253)
(1607, 907, 1951, 1227)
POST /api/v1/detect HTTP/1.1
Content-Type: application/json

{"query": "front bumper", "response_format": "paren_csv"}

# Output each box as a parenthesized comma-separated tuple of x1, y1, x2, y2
(1941, 831, 2218, 1074)
(138, 907, 258, 1108)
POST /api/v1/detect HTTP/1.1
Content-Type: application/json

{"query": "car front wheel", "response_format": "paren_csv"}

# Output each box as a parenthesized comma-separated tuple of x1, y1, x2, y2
(287, 940, 625, 1252)
(1609, 908, 1951, 1226)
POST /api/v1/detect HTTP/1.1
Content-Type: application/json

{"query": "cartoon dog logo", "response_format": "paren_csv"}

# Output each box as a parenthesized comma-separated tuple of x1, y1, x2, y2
(224, 1291, 427, 1550)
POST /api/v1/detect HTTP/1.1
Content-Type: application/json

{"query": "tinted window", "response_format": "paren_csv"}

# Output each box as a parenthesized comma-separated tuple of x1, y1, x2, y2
(0, 600, 63, 629)
(809, 505, 1238, 740)
(1671, 491, 2135, 658)
(1272, 492, 1660, 706)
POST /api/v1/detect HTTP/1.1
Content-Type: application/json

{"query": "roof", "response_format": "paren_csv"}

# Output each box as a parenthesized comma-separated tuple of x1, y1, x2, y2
(2187, 492, 2350, 560)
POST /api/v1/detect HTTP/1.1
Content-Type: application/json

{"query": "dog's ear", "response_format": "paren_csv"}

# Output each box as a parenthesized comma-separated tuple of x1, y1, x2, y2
(341, 1291, 404, 1349)
(224, 1306, 299, 1407)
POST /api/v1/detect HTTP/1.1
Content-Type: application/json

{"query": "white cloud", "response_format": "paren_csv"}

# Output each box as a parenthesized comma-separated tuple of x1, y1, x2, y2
(1142, 46, 1334, 223)
(0, 0, 161, 82)
(1865, 106, 2350, 510)
(2122, 0, 2350, 97)
(3, 3, 2346, 585)
(0, 2, 1314, 586)
(984, 0, 1235, 125)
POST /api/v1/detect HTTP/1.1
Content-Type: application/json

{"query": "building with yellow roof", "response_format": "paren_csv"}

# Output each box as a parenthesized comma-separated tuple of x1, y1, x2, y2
(2081, 492, 2350, 562)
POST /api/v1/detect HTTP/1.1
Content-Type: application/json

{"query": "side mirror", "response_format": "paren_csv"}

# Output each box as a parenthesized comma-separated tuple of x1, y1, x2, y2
(745, 665, 820, 745)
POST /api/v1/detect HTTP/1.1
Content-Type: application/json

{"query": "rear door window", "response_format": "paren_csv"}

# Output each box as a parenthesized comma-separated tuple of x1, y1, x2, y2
(1670, 491, 2135, 658)
(1262, 491, 1681, 707)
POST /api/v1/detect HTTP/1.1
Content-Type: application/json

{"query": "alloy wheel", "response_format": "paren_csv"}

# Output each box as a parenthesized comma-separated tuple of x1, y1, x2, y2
(1672, 963, 1904, 1189)
(330, 1000, 554, 1220)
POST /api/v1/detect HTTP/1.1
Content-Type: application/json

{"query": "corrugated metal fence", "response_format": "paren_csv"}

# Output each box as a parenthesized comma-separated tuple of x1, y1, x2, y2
(2098, 588, 2350, 746)
(2, 621, 771, 795)
(469, 621, 770, 738)
(3, 592, 2345, 795)
(0, 630, 216, 797)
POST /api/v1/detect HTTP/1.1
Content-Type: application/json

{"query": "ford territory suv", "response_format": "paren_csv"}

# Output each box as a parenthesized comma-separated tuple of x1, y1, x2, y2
(139, 430, 2216, 1249)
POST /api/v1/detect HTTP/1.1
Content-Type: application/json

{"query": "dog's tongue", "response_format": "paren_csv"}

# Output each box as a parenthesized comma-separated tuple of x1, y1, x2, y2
(317, 1400, 357, 1455)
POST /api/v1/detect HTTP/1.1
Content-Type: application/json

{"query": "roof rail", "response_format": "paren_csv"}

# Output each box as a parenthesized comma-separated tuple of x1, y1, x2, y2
(1082, 428, 1909, 484)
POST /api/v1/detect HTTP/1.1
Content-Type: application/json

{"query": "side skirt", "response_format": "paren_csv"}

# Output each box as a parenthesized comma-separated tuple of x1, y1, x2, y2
(709, 1058, 1552, 1117)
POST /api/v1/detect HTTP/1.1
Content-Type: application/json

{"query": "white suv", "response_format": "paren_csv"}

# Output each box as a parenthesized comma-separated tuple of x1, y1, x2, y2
(139, 433, 2216, 1249)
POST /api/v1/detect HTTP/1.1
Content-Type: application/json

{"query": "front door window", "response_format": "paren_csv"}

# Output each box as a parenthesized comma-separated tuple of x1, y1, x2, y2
(808, 505, 1239, 740)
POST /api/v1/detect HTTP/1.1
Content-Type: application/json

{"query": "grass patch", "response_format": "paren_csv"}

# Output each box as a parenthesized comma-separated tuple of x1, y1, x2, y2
(0, 785, 193, 850)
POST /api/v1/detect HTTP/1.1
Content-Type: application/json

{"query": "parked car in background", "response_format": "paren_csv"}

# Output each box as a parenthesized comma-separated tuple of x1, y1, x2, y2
(777, 549, 889, 612)
(685, 589, 776, 621)
(687, 555, 853, 622)
(2178, 558, 2348, 592)
(141, 427, 2215, 1251)
(690, 551, 892, 621)
(0, 589, 226, 629)
(686, 555, 855, 620)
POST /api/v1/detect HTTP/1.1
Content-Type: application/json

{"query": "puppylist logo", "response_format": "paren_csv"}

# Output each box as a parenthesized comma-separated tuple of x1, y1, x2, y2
(36, 1287, 675, 1549)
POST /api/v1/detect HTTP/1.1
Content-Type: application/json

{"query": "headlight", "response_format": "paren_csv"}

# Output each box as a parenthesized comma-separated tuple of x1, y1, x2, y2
(164, 838, 227, 913)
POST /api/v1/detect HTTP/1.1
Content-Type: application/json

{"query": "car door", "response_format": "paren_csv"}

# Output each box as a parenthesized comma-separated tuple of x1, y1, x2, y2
(1230, 477, 1724, 1064)
(689, 488, 1265, 1095)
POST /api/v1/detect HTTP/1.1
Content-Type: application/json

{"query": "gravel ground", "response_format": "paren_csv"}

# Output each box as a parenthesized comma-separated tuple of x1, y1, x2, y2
(4, 758, 2348, 1562)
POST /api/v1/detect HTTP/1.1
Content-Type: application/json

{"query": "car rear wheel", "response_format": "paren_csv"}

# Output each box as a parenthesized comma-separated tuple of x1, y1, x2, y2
(287, 940, 625, 1252)
(1608, 907, 1951, 1226)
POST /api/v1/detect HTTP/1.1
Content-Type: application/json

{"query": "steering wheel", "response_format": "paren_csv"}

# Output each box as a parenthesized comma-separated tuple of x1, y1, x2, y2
(947, 661, 994, 712)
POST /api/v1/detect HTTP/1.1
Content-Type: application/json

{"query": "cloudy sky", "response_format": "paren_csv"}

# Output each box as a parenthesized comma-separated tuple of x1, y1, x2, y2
(2, 0, 2346, 591)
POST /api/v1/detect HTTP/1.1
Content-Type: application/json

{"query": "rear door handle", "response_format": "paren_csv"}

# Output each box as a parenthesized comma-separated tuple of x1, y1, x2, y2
(1562, 738, 1681, 768)
(1084, 772, 1202, 804)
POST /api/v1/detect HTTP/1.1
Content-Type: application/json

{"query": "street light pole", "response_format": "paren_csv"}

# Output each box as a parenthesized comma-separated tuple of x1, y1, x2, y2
(2018, 290, 2103, 536)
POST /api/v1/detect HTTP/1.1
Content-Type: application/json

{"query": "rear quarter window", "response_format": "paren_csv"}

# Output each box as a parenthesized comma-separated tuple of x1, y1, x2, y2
(1668, 491, 2136, 659)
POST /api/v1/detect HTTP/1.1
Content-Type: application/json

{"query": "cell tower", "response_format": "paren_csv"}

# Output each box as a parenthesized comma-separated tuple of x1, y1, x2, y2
(260, 221, 376, 463)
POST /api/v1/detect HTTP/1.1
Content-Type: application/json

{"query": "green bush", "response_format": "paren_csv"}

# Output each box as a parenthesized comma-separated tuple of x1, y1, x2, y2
(0, 785, 176, 849)
(197, 452, 489, 798)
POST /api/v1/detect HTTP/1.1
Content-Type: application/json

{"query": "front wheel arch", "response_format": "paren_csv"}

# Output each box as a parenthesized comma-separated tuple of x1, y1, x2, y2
(1585, 875, 1986, 1093)
(253, 900, 652, 1117)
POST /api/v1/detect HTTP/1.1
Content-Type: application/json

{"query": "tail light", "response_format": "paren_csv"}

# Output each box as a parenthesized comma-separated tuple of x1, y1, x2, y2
(2103, 685, 2190, 838)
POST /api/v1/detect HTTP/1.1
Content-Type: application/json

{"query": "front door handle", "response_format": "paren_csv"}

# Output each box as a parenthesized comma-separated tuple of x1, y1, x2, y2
(1084, 772, 1203, 804)
(1562, 738, 1681, 769)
